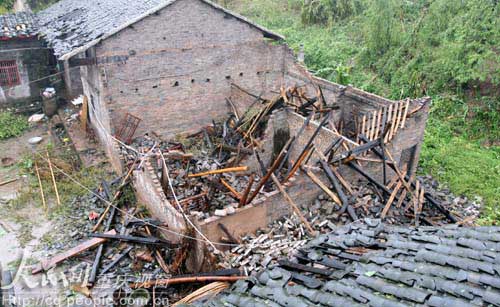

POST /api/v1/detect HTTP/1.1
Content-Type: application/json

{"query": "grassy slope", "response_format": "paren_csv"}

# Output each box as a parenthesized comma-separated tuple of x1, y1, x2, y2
(228, 0, 499, 222)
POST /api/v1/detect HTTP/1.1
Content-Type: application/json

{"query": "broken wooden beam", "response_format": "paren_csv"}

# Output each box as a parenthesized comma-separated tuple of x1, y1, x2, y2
(330, 138, 381, 164)
(358, 134, 457, 223)
(32, 229, 117, 274)
(285, 113, 330, 178)
(271, 174, 316, 236)
(238, 174, 254, 207)
(99, 246, 134, 276)
(89, 181, 117, 285)
(89, 233, 177, 247)
(304, 169, 341, 205)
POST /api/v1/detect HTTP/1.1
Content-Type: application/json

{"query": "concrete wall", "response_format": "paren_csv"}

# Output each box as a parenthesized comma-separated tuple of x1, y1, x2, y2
(93, 0, 285, 139)
(0, 38, 52, 106)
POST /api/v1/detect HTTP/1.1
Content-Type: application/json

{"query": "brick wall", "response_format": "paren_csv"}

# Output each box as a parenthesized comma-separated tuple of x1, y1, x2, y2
(133, 158, 186, 243)
(0, 38, 52, 106)
(93, 0, 285, 139)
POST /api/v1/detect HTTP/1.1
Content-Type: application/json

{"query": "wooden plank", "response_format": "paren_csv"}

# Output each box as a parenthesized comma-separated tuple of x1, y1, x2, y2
(388, 102, 399, 141)
(381, 181, 402, 219)
(81, 95, 88, 132)
(369, 112, 377, 141)
(384, 104, 393, 143)
(271, 174, 316, 235)
(331, 167, 353, 194)
(394, 101, 404, 135)
(400, 99, 410, 129)
(361, 115, 366, 140)
(32, 230, 116, 274)
(374, 109, 383, 139)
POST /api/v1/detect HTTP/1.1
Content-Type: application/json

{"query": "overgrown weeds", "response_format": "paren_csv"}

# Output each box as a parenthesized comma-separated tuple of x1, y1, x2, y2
(0, 111, 29, 140)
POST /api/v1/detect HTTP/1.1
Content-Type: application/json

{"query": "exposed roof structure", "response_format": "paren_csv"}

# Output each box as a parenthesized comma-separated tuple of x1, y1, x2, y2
(0, 12, 39, 39)
(37, 0, 284, 60)
(196, 219, 500, 306)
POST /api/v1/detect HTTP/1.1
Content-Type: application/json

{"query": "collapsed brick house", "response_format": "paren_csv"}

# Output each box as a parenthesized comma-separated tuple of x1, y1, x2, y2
(36, 0, 431, 267)
(0, 12, 52, 106)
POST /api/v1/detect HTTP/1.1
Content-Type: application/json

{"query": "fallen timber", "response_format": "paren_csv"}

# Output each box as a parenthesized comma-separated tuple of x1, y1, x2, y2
(358, 134, 458, 223)
(89, 233, 178, 247)
(32, 230, 117, 274)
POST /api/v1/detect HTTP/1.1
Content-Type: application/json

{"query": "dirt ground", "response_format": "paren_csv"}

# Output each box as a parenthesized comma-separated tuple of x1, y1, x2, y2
(0, 124, 97, 307)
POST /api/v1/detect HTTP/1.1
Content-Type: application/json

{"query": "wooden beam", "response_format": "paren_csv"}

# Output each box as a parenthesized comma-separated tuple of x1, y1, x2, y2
(188, 166, 248, 178)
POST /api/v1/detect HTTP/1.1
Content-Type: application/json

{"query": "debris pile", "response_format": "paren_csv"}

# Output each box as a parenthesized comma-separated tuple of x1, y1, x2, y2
(21, 85, 468, 305)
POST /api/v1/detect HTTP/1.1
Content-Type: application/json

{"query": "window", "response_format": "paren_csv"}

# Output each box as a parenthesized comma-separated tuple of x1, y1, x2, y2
(0, 60, 20, 87)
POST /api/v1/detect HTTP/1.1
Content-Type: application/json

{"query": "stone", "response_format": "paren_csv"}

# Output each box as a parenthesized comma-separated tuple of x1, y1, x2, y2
(214, 209, 227, 217)
(225, 206, 236, 215)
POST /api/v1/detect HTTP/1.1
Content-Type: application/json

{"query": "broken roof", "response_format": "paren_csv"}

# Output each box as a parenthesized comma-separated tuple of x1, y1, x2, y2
(195, 219, 500, 306)
(0, 12, 39, 39)
(37, 0, 284, 60)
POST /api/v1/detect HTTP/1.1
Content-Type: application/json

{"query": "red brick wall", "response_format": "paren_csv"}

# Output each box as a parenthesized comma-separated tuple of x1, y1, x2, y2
(95, 0, 285, 138)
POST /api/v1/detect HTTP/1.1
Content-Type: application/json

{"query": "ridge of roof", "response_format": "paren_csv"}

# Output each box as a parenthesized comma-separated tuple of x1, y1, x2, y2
(36, 0, 284, 60)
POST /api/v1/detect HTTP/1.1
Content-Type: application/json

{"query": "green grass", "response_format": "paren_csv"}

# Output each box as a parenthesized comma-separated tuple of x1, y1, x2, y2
(228, 0, 500, 222)
(0, 111, 29, 140)
(421, 120, 499, 223)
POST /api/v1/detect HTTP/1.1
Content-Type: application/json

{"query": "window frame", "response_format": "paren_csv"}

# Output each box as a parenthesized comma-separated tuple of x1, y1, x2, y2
(0, 60, 21, 87)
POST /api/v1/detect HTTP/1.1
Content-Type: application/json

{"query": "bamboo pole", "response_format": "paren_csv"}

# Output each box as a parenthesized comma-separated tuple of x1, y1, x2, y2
(220, 179, 242, 200)
(34, 160, 47, 214)
(46, 151, 61, 206)
(188, 166, 248, 178)
(92, 163, 136, 232)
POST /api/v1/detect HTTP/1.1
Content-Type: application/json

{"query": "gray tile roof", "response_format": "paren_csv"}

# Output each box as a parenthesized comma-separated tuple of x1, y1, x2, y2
(196, 220, 500, 306)
(0, 12, 39, 39)
(36, 0, 283, 59)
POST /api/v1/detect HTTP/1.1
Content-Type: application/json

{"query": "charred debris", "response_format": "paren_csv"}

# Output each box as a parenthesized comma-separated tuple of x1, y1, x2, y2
(24, 85, 468, 305)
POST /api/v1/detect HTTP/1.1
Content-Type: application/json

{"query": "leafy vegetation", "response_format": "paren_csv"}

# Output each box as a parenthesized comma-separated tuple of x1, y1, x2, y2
(225, 0, 499, 221)
(0, 111, 28, 139)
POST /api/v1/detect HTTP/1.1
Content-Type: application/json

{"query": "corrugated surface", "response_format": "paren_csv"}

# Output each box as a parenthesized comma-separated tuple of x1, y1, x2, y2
(0, 12, 38, 39)
(195, 219, 500, 306)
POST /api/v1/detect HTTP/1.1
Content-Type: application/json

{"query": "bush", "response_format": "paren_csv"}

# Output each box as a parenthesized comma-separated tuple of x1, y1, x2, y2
(0, 112, 28, 139)
(301, 0, 363, 25)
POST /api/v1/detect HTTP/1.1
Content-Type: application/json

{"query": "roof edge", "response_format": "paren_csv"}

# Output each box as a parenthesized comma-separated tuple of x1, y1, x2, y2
(59, 0, 284, 61)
